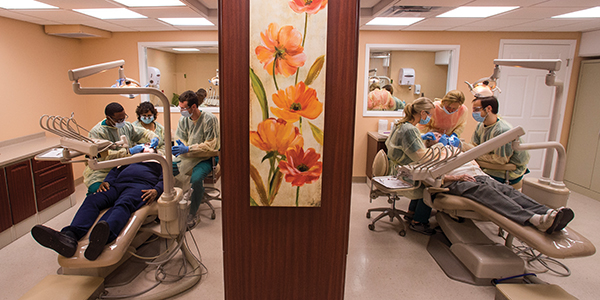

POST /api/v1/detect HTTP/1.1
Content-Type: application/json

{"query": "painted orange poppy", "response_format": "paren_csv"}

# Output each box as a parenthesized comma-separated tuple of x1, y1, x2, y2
(288, 0, 328, 14)
(250, 118, 304, 155)
(278, 146, 323, 187)
(270, 81, 323, 122)
(255, 23, 307, 77)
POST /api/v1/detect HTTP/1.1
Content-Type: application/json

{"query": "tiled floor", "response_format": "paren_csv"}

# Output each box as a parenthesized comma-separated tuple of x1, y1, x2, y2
(1, 182, 599, 299)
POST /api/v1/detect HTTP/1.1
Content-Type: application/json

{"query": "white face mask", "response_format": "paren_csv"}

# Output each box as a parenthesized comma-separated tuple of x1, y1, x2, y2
(180, 110, 192, 118)
(114, 121, 125, 128)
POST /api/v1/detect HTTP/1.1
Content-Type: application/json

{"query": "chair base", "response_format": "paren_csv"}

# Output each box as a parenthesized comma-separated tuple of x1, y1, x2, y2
(366, 195, 409, 236)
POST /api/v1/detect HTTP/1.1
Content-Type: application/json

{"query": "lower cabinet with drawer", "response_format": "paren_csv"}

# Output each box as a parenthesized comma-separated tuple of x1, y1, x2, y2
(32, 159, 75, 212)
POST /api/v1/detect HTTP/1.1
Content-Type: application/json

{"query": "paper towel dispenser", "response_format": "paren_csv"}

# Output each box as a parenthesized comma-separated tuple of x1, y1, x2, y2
(398, 68, 415, 85)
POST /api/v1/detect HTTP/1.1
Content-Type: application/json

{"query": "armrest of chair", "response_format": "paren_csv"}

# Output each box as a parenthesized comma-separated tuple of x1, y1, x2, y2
(475, 160, 516, 171)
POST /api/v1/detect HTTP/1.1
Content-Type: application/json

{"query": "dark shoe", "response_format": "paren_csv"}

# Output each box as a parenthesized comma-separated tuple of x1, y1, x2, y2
(546, 207, 575, 234)
(403, 212, 414, 222)
(85, 221, 110, 261)
(409, 222, 436, 236)
(31, 225, 77, 258)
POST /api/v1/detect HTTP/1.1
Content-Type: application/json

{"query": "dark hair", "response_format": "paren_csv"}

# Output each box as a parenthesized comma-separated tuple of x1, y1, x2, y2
(135, 102, 157, 120)
(196, 88, 207, 105)
(179, 90, 199, 108)
(475, 96, 499, 114)
(105, 102, 124, 117)
(382, 84, 394, 94)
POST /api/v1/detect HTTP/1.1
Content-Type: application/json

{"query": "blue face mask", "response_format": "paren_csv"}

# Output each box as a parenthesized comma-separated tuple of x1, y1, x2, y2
(180, 110, 192, 118)
(141, 116, 154, 124)
(443, 106, 457, 115)
(419, 115, 431, 125)
(472, 111, 486, 122)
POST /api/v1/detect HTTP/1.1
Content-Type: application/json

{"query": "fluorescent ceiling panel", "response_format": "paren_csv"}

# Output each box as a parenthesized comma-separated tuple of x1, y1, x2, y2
(159, 17, 213, 25)
(0, 0, 57, 9)
(74, 8, 147, 19)
(173, 48, 200, 52)
(437, 6, 519, 18)
(113, 0, 185, 7)
(366, 17, 423, 26)
(552, 7, 600, 18)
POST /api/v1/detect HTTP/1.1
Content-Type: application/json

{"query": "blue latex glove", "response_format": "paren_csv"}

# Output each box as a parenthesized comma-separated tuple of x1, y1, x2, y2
(150, 137, 159, 149)
(438, 134, 449, 146)
(448, 135, 461, 147)
(172, 139, 189, 157)
(129, 144, 144, 155)
(421, 132, 436, 141)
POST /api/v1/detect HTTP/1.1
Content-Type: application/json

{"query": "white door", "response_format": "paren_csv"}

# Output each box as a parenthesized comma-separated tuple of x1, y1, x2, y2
(497, 40, 576, 179)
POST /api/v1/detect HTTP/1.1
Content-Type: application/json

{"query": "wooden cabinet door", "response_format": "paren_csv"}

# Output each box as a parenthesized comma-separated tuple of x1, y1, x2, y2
(0, 168, 11, 232)
(5, 160, 36, 224)
(32, 160, 75, 211)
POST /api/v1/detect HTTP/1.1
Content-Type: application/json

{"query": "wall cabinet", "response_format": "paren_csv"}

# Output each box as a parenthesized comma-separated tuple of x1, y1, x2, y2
(564, 59, 600, 199)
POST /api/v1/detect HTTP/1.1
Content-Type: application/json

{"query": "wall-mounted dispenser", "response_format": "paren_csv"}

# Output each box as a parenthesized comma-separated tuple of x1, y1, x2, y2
(398, 68, 415, 85)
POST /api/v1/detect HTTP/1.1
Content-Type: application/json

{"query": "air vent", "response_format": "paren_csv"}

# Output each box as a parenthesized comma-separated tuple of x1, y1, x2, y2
(380, 6, 439, 17)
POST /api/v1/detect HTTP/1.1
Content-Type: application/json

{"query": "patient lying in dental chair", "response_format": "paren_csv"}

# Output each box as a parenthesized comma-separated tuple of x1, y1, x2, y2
(31, 145, 163, 261)
(421, 133, 574, 234)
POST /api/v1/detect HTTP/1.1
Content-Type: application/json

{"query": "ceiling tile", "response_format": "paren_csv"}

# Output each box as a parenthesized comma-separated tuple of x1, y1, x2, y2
(128, 7, 199, 18)
(389, 0, 472, 6)
(490, 7, 579, 19)
(39, 0, 122, 9)
(467, 0, 548, 7)
(535, 0, 600, 7)
(11, 9, 100, 24)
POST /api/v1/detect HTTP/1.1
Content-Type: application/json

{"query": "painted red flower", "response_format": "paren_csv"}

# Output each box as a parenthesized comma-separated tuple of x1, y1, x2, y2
(289, 0, 328, 14)
(255, 23, 307, 77)
(278, 146, 323, 187)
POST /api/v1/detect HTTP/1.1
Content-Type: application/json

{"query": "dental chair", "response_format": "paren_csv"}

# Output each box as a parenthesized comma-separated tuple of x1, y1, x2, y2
(403, 126, 596, 287)
(475, 160, 523, 190)
(367, 149, 420, 236)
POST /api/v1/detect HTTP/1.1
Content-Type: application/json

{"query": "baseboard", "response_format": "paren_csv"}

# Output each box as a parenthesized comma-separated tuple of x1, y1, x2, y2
(352, 176, 367, 183)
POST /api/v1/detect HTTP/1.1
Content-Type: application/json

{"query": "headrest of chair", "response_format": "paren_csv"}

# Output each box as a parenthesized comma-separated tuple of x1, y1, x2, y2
(372, 149, 389, 177)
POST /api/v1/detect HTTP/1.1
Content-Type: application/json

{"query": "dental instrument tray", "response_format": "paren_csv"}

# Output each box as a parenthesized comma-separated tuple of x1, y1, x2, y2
(372, 176, 413, 189)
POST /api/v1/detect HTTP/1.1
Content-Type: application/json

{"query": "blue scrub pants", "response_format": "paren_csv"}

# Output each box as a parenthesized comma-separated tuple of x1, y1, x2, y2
(173, 158, 213, 216)
(62, 182, 149, 243)
(408, 199, 432, 224)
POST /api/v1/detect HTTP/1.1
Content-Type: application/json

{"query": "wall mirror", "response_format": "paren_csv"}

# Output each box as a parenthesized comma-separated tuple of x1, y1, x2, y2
(138, 41, 219, 113)
(363, 44, 460, 117)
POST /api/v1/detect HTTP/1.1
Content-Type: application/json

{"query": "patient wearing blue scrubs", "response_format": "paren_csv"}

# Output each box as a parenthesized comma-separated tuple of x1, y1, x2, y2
(31, 157, 163, 261)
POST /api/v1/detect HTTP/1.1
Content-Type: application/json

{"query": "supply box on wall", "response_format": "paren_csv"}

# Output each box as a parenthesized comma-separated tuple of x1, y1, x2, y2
(398, 68, 415, 85)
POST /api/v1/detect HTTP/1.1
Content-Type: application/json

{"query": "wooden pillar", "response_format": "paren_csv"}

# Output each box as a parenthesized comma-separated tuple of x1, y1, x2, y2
(219, 1, 359, 299)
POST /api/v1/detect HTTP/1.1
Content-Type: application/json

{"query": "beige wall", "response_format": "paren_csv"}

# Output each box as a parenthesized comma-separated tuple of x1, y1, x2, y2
(175, 53, 219, 96)
(146, 48, 177, 106)
(354, 30, 582, 178)
(0, 16, 583, 181)
(389, 51, 447, 103)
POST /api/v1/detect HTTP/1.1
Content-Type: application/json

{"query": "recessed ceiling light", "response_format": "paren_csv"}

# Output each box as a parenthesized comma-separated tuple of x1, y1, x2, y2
(159, 18, 214, 26)
(552, 7, 600, 18)
(74, 8, 147, 19)
(0, 0, 57, 9)
(172, 48, 200, 52)
(437, 6, 519, 18)
(113, 0, 185, 7)
(366, 17, 423, 26)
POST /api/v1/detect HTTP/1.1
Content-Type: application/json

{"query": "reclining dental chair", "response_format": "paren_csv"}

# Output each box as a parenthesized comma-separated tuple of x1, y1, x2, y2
(367, 149, 420, 236)
(407, 126, 596, 286)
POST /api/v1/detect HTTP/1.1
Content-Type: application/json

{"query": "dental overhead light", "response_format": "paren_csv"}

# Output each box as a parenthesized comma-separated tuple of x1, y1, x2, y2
(489, 59, 564, 187)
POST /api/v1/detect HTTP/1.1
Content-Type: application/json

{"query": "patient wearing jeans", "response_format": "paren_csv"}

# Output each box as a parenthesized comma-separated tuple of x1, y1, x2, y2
(423, 133, 574, 234)
(31, 147, 163, 261)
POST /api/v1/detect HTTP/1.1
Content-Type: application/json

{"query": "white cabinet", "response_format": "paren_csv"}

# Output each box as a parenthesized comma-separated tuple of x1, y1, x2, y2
(564, 59, 600, 199)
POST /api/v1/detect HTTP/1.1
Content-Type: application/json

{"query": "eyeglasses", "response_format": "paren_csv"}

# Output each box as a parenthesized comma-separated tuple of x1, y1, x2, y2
(109, 114, 128, 123)
(179, 105, 192, 111)
(472, 106, 483, 112)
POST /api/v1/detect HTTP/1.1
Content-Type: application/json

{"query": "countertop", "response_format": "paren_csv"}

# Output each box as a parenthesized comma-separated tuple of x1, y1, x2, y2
(0, 132, 61, 167)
